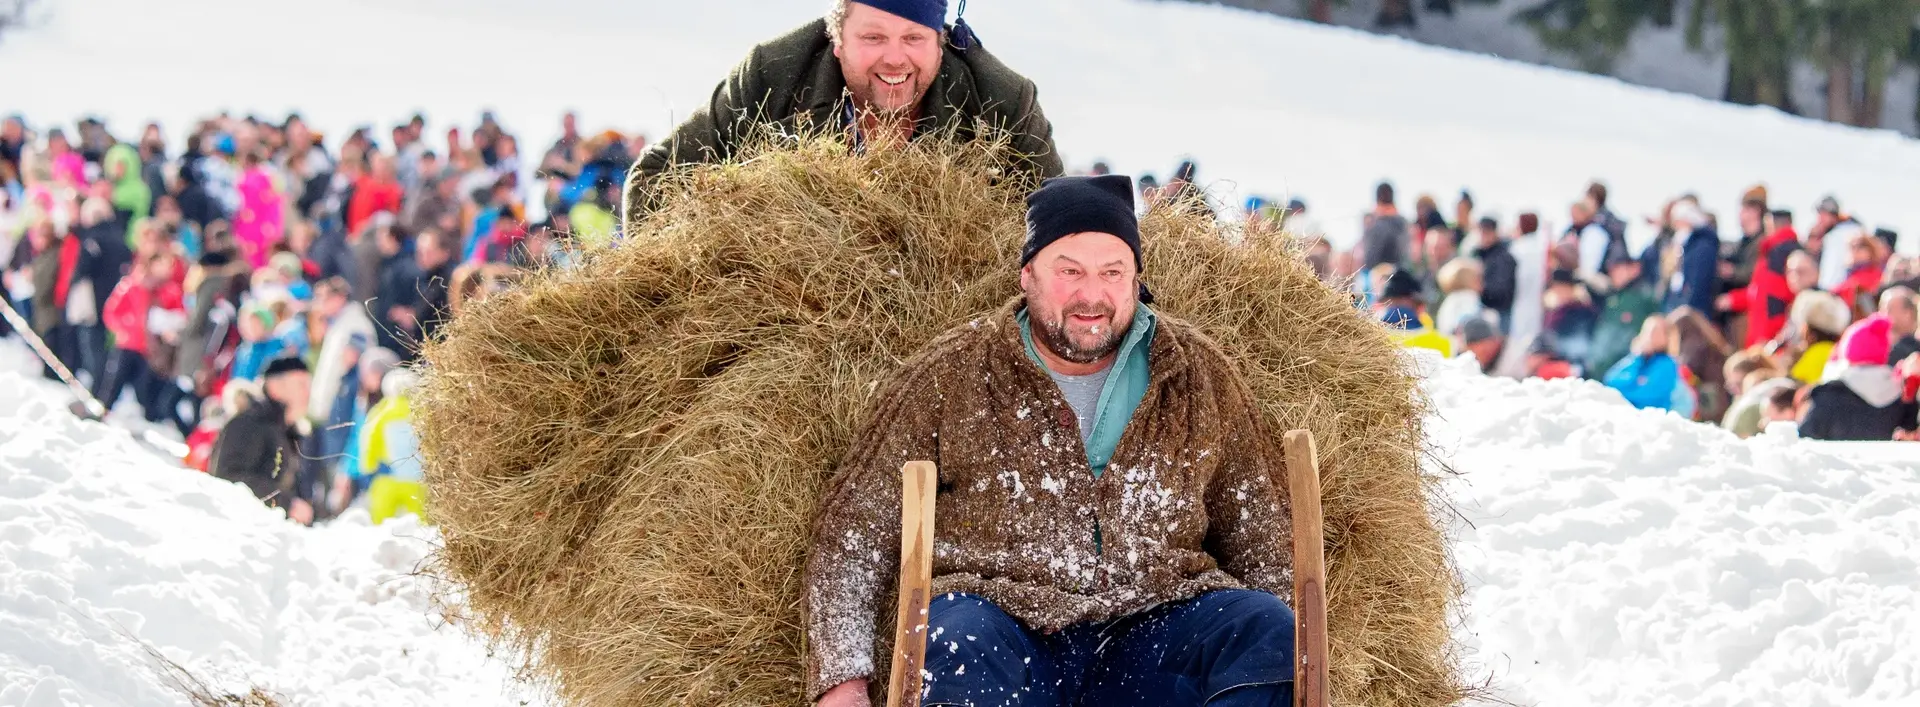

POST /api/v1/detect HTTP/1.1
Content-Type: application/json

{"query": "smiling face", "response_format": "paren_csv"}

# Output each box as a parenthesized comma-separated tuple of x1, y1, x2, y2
(1020, 233, 1139, 372)
(833, 3, 942, 117)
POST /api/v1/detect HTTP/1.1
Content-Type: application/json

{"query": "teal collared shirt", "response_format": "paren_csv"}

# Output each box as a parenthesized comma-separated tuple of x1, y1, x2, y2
(1017, 305, 1157, 477)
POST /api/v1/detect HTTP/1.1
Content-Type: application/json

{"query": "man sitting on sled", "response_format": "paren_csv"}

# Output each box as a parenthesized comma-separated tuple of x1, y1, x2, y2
(806, 175, 1297, 707)
(625, 0, 1063, 218)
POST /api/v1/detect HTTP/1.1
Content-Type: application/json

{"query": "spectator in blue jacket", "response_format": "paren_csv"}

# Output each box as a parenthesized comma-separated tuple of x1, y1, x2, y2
(1604, 316, 1697, 416)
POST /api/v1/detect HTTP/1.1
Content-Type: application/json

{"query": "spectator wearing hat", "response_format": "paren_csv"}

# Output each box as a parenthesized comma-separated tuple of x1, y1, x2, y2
(1378, 269, 1451, 358)
(1588, 252, 1661, 378)
(1455, 317, 1504, 373)
(1603, 317, 1696, 415)
(1809, 196, 1866, 292)
(627, 0, 1062, 220)
(210, 356, 316, 524)
(1662, 198, 1720, 316)
(1800, 315, 1913, 441)
(1782, 290, 1853, 386)
(1542, 268, 1597, 370)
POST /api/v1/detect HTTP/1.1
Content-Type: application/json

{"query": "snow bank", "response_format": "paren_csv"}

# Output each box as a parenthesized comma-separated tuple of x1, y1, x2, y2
(6, 336, 1918, 706)
(0, 369, 546, 707)
(1425, 355, 1920, 706)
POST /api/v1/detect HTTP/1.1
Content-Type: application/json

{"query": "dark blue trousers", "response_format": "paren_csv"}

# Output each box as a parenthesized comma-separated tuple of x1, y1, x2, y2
(921, 590, 1295, 707)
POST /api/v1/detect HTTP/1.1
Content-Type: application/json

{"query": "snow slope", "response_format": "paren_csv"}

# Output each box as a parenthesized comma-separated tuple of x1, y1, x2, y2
(5, 0, 1919, 253)
(1426, 354, 1920, 706)
(5, 339, 1919, 706)
(0, 367, 549, 706)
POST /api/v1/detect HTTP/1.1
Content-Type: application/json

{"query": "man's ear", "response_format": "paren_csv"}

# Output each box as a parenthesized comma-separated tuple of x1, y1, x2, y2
(1019, 265, 1033, 292)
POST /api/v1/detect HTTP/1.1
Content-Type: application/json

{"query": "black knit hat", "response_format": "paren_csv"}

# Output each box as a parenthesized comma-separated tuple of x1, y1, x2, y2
(1022, 175, 1141, 271)
(262, 356, 310, 379)
(1381, 269, 1422, 300)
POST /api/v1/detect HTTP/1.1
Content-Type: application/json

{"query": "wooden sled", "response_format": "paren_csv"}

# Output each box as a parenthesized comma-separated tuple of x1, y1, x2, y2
(883, 429, 1331, 707)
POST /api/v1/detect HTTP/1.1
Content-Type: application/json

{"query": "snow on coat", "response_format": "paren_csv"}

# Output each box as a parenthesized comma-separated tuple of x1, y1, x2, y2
(802, 298, 1294, 699)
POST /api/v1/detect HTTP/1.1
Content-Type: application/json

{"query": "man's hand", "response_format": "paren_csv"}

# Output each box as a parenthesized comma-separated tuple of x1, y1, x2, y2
(816, 679, 869, 707)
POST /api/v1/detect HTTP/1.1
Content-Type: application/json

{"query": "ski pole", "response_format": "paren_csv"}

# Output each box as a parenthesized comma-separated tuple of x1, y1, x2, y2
(0, 297, 107, 420)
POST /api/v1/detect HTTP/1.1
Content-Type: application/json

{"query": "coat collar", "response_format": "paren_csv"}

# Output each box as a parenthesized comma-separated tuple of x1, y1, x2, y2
(988, 295, 1191, 389)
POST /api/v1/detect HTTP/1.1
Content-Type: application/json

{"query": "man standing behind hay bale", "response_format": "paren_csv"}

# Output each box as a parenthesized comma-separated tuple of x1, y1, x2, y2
(624, 0, 1063, 221)
(806, 176, 1295, 707)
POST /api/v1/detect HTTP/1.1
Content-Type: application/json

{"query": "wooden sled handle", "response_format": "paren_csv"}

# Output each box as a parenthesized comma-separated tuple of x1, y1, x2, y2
(887, 461, 938, 707)
(1285, 430, 1330, 707)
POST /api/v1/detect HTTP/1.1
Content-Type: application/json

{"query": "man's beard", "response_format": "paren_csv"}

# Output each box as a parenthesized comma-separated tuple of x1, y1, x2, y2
(843, 61, 930, 118)
(1034, 301, 1125, 365)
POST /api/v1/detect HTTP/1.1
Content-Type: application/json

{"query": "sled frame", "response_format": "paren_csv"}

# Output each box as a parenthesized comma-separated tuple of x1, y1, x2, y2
(1285, 429, 1331, 707)
(885, 432, 1330, 707)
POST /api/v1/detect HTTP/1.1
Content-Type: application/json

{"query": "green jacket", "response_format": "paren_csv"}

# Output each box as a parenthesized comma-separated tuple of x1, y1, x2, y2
(105, 143, 151, 244)
(1588, 281, 1661, 377)
(623, 18, 1063, 222)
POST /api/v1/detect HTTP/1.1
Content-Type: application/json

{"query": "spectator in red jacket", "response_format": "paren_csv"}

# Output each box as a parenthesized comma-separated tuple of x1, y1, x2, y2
(95, 248, 185, 418)
(1833, 231, 1889, 318)
(1718, 210, 1801, 349)
(345, 152, 403, 236)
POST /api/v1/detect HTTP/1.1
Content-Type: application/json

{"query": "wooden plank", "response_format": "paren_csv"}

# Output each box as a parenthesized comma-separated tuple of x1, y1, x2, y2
(1285, 430, 1330, 707)
(886, 461, 938, 707)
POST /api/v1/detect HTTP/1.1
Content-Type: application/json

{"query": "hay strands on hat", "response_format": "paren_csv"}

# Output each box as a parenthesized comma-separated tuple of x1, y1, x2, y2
(414, 128, 1470, 706)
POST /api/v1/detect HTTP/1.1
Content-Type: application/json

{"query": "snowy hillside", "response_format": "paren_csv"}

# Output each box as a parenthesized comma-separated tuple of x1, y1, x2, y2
(5, 0, 1920, 253)
(4, 340, 1918, 705)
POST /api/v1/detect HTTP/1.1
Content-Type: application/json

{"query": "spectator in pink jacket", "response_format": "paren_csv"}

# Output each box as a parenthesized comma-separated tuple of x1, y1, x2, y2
(233, 150, 284, 268)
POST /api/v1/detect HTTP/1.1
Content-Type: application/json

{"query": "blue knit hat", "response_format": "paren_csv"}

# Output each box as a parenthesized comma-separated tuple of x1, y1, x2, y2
(851, 0, 946, 32)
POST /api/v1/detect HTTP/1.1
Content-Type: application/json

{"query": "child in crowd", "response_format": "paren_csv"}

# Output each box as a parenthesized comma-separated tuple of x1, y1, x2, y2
(1432, 257, 1486, 337)
(1603, 317, 1696, 416)
(227, 304, 281, 383)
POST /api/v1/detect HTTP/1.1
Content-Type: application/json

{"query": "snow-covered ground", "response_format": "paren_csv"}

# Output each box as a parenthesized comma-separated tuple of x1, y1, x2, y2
(1427, 354, 1920, 706)
(5, 0, 1920, 253)
(4, 338, 1918, 706)
(0, 348, 550, 707)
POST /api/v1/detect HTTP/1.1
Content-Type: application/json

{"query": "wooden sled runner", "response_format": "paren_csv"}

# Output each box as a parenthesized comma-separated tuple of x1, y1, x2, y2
(883, 430, 1331, 707)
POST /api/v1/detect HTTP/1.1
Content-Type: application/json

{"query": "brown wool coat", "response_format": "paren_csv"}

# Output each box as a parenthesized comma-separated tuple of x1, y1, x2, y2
(803, 298, 1295, 698)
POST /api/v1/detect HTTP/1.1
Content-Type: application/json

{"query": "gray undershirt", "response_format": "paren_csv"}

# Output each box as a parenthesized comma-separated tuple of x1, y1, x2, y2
(1047, 366, 1111, 448)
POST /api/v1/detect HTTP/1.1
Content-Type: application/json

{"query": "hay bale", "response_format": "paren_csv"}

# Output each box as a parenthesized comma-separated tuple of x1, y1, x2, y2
(415, 137, 1465, 706)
